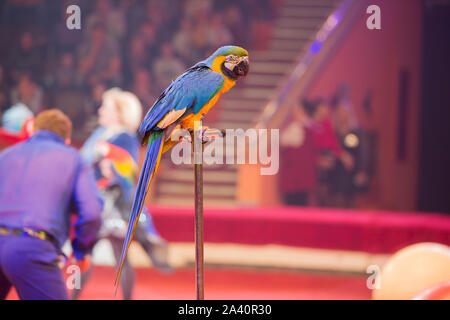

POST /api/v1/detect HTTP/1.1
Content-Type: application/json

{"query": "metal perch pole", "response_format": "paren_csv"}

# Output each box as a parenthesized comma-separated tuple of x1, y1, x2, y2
(192, 128, 224, 300)
(193, 134, 204, 300)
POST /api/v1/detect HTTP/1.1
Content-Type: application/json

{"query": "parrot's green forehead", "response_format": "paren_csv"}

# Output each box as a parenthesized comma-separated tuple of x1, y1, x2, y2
(214, 46, 248, 58)
(201, 45, 249, 70)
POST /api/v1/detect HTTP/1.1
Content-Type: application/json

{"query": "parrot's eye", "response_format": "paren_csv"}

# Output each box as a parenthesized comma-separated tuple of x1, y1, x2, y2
(225, 55, 238, 62)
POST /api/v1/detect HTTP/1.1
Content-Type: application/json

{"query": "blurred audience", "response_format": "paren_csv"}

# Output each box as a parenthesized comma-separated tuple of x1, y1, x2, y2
(328, 90, 370, 208)
(0, 66, 9, 114)
(126, 35, 151, 82)
(281, 89, 372, 209)
(173, 18, 196, 64)
(1, 0, 49, 28)
(224, 5, 248, 46)
(77, 23, 119, 86)
(152, 43, 185, 92)
(10, 73, 44, 114)
(0, 0, 275, 142)
(54, 52, 80, 89)
(132, 69, 157, 109)
(85, 0, 126, 43)
(84, 82, 107, 118)
(138, 20, 158, 59)
(7, 31, 41, 82)
(208, 13, 233, 48)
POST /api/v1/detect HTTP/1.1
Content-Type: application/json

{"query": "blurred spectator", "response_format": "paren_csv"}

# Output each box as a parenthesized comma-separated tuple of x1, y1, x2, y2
(144, 1, 172, 43)
(1, 0, 48, 28)
(280, 103, 318, 206)
(208, 13, 233, 48)
(85, 82, 107, 117)
(162, 0, 184, 27)
(138, 20, 158, 59)
(303, 97, 352, 207)
(121, 0, 146, 36)
(1, 102, 33, 134)
(327, 100, 371, 208)
(243, 0, 274, 21)
(0, 0, 263, 143)
(85, 0, 126, 43)
(192, 13, 211, 57)
(90, 55, 123, 88)
(78, 23, 119, 86)
(152, 43, 185, 92)
(132, 69, 157, 109)
(7, 31, 41, 81)
(173, 18, 197, 64)
(54, 53, 79, 89)
(10, 73, 44, 114)
(224, 5, 248, 45)
(303, 97, 342, 160)
(0, 66, 9, 114)
(184, 0, 213, 19)
(126, 36, 151, 81)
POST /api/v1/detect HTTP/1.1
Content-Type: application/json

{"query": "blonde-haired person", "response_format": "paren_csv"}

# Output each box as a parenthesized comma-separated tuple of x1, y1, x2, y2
(100, 88, 142, 133)
(82, 88, 142, 161)
(78, 88, 172, 300)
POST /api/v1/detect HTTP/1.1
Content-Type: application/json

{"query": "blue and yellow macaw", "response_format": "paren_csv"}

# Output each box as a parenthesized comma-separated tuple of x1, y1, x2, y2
(115, 45, 249, 288)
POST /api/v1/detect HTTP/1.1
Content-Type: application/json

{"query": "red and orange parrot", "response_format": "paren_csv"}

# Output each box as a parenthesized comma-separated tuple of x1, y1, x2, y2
(95, 142, 138, 190)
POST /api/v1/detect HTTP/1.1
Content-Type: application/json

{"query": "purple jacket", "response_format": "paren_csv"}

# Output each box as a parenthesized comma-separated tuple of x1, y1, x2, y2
(0, 130, 103, 259)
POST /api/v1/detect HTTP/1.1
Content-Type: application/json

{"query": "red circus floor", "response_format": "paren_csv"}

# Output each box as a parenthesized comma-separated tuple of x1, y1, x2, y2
(7, 266, 372, 300)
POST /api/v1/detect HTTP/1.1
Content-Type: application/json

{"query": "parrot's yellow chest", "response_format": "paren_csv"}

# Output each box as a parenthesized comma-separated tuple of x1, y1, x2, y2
(212, 55, 236, 93)
(181, 56, 235, 128)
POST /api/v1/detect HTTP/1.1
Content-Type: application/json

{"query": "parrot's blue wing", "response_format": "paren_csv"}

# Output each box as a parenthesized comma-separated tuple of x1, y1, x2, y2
(138, 66, 225, 138)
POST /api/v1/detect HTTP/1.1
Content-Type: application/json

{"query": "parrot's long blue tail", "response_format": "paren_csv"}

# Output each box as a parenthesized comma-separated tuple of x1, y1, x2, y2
(114, 130, 165, 293)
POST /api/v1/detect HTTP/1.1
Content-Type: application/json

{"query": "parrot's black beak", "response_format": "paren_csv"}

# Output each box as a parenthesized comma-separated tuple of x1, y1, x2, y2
(234, 57, 249, 77)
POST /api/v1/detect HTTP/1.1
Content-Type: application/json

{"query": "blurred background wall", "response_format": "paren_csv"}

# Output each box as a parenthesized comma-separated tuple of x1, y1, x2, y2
(307, 0, 423, 211)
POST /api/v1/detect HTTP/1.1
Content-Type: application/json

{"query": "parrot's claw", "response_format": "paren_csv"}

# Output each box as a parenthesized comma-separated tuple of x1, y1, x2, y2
(181, 133, 192, 143)
(182, 127, 225, 144)
(185, 126, 209, 143)
(198, 127, 226, 143)
(198, 126, 209, 142)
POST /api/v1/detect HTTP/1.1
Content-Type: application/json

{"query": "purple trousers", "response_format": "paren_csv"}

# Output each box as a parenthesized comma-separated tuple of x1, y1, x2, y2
(0, 235, 69, 300)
